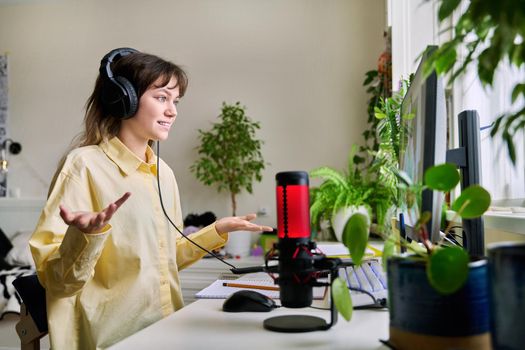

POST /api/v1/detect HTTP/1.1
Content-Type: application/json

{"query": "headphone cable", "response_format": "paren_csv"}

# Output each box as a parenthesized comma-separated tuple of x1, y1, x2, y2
(155, 141, 237, 270)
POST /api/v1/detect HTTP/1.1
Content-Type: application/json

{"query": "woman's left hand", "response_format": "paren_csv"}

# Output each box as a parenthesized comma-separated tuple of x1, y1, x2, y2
(215, 213, 273, 235)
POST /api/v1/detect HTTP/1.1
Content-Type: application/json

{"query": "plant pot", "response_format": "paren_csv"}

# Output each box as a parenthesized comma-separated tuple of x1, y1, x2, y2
(331, 206, 369, 242)
(488, 241, 525, 350)
(224, 231, 252, 258)
(386, 256, 491, 350)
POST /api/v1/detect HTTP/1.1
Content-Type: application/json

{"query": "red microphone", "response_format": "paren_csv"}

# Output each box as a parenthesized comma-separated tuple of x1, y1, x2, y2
(275, 171, 314, 308)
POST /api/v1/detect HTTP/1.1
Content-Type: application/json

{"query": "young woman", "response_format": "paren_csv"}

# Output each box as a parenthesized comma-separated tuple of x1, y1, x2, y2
(29, 48, 272, 350)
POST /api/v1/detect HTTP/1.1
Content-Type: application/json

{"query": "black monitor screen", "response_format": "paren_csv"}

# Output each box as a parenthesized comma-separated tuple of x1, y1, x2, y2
(399, 46, 447, 243)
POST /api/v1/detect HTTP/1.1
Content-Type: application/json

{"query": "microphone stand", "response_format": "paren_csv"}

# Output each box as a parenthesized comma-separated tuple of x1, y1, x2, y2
(231, 250, 350, 333)
(263, 254, 343, 332)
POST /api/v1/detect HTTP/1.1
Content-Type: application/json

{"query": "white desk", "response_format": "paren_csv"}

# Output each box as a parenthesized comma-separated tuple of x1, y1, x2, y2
(109, 299, 390, 350)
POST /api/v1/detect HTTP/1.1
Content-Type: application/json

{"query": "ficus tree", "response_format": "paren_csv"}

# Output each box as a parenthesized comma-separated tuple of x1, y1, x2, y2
(190, 102, 266, 216)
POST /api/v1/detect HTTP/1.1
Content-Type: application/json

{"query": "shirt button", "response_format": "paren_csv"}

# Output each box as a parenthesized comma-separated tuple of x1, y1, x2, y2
(161, 280, 168, 286)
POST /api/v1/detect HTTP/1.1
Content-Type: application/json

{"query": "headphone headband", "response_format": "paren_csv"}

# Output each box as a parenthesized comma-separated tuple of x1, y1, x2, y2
(99, 47, 140, 119)
(99, 47, 138, 80)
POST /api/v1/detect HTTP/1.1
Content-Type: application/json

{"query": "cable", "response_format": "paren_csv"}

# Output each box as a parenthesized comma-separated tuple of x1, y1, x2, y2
(348, 286, 387, 309)
(155, 141, 237, 270)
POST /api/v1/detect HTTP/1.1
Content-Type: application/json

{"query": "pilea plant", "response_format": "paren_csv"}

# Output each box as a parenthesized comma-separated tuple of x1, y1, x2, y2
(331, 162, 491, 321)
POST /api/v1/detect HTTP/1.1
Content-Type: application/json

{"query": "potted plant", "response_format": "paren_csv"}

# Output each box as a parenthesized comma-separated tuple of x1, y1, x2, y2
(191, 101, 265, 216)
(309, 144, 394, 247)
(356, 28, 393, 170)
(190, 102, 266, 256)
(427, 3, 525, 348)
(331, 163, 493, 350)
(309, 76, 412, 261)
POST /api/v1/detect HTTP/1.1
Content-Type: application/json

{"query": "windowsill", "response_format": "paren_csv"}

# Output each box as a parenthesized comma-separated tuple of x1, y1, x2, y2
(446, 209, 525, 236)
(483, 211, 525, 235)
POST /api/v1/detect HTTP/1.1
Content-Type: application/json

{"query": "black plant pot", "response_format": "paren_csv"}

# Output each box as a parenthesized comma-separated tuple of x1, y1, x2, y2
(488, 242, 525, 350)
(387, 256, 491, 350)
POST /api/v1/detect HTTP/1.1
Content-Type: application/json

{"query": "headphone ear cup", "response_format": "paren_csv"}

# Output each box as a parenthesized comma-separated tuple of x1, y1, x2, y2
(115, 76, 138, 118)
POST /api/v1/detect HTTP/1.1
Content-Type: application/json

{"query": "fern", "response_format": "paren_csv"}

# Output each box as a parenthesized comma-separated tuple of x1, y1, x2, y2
(310, 167, 348, 190)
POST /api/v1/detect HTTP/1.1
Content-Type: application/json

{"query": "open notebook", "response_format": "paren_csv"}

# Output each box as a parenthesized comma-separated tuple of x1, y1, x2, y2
(195, 272, 328, 300)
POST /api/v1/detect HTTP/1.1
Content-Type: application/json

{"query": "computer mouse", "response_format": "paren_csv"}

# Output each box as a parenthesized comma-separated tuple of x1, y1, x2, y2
(222, 290, 277, 312)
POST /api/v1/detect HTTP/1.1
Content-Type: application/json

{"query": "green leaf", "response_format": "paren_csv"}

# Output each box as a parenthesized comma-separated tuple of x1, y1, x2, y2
(511, 83, 525, 104)
(451, 185, 491, 218)
(417, 211, 432, 227)
(310, 167, 347, 188)
(394, 170, 413, 186)
(375, 112, 387, 119)
(332, 277, 353, 321)
(407, 240, 428, 255)
(342, 213, 370, 266)
(427, 246, 469, 295)
(382, 234, 397, 271)
(504, 131, 517, 164)
(477, 48, 497, 85)
(424, 163, 460, 191)
(438, 0, 461, 22)
(434, 46, 457, 75)
(402, 112, 415, 120)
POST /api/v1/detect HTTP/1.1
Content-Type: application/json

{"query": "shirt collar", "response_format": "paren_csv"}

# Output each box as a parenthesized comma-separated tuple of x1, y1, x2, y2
(100, 137, 157, 176)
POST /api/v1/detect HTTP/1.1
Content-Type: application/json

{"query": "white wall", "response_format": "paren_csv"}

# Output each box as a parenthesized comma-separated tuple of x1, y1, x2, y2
(0, 0, 386, 228)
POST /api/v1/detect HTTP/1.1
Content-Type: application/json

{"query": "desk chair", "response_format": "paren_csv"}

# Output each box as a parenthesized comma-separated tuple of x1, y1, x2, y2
(12, 275, 48, 350)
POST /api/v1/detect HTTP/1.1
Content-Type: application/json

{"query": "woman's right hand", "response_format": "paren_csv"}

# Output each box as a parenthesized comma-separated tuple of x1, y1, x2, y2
(59, 192, 131, 234)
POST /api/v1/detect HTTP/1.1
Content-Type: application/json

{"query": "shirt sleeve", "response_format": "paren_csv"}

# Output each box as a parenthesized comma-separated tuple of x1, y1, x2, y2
(29, 165, 109, 298)
(175, 223, 228, 270)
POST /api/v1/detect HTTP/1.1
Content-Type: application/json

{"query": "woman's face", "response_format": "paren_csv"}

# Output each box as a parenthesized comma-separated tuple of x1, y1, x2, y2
(120, 76, 180, 144)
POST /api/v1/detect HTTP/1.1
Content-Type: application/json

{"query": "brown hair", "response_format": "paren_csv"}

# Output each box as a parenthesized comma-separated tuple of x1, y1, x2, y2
(74, 51, 188, 147)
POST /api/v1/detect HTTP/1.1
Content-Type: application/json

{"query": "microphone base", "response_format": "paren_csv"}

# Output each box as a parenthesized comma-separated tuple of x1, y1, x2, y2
(263, 315, 329, 333)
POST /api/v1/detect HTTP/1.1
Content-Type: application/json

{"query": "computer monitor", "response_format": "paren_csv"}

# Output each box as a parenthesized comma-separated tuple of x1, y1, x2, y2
(399, 45, 447, 243)
(446, 110, 485, 256)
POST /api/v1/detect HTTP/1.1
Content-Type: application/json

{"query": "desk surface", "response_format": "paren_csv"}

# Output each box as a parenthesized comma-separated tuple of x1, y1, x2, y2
(109, 299, 390, 350)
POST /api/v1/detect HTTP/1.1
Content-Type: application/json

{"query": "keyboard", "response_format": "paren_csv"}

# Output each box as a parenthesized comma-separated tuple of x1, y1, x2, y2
(338, 259, 388, 307)
(228, 259, 388, 308)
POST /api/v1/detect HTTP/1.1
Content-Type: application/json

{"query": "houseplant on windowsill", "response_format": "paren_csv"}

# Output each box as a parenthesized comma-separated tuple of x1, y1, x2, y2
(310, 77, 412, 264)
(309, 144, 394, 253)
(190, 101, 266, 256)
(331, 163, 493, 350)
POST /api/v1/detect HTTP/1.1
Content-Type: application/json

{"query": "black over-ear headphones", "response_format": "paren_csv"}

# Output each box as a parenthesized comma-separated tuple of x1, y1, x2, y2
(99, 47, 139, 119)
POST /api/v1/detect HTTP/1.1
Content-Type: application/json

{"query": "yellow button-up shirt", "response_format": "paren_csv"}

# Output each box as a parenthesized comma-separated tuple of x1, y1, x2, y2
(30, 137, 228, 350)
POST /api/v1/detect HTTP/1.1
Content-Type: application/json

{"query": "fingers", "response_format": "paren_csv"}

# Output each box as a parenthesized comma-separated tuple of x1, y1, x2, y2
(243, 224, 274, 232)
(113, 192, 131, 209)
(239, 213, 257, 221)
(101, 192, 131, 221)
(92, 211, 106, 227)
(58, 192, 130, 233)
(235, 214, 272, 231)
(59, 205, 73, 224)
(103, 203, 118, 219)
